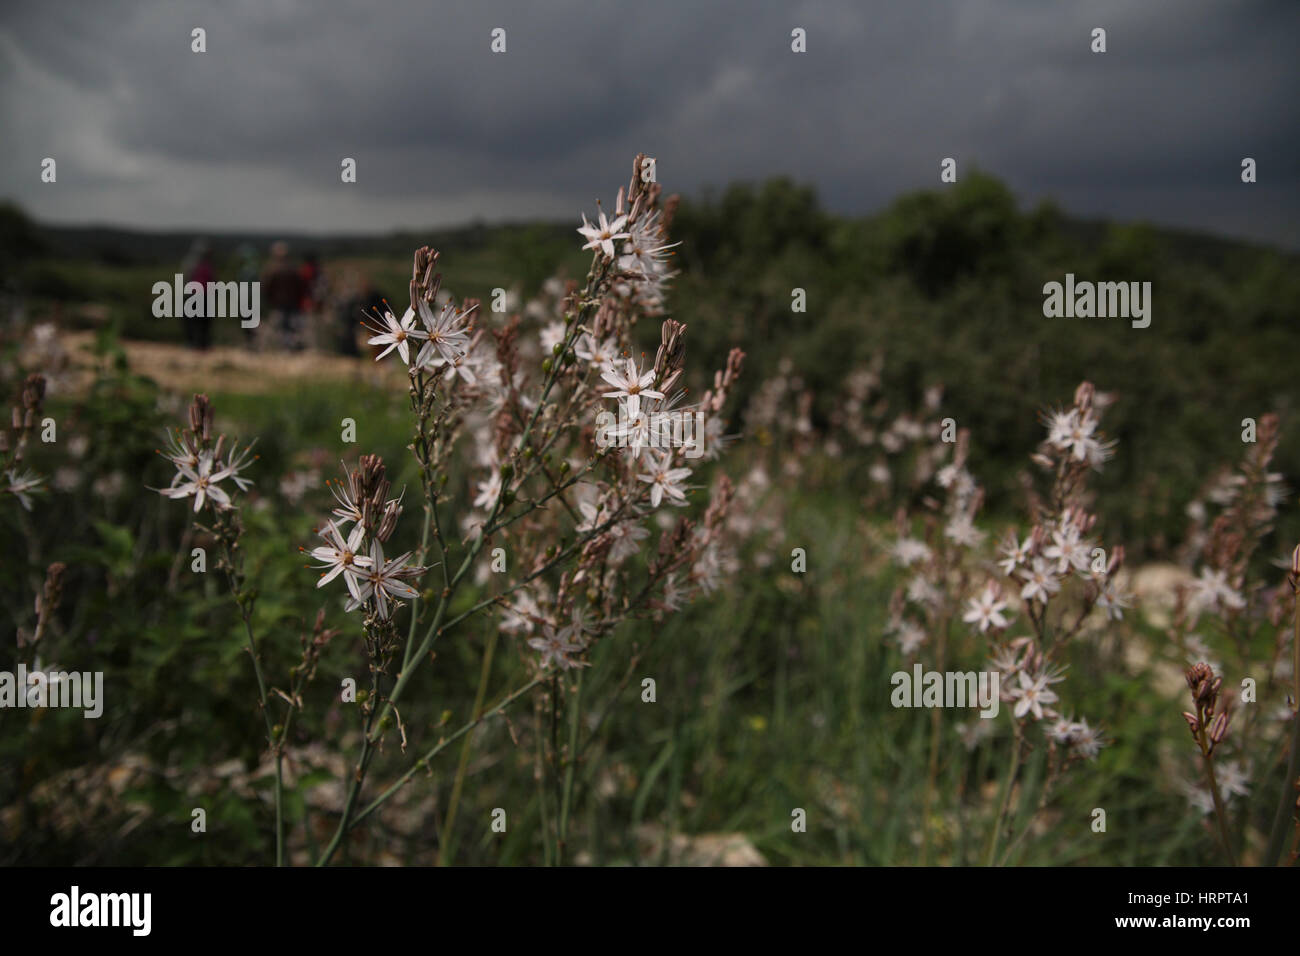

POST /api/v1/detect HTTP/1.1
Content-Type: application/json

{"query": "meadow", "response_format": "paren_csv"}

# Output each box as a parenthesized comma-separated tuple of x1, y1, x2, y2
(2, 163, 1298, 866)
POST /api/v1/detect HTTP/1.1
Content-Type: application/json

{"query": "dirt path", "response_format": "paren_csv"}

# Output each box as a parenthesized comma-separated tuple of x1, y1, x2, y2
(64, 331, 401, 395)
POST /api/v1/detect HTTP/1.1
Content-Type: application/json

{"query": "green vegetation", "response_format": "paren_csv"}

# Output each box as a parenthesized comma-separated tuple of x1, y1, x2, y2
(1, 175, 1297, 865)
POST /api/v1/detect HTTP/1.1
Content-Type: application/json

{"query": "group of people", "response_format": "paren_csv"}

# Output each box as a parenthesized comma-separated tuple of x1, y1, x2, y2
(179, 239, 385, 356)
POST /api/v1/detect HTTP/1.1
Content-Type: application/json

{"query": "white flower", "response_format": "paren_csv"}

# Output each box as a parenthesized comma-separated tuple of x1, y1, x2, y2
(988, 643, 1024, 678)
(1046, 716, 1105, 759)
(608, 520, 650, 565)
(611, 401, 656, 460)
(617, 211, 678, 278)
(159, 451, 236, 512)
(1019, 557, 1061, 605)
(365, 304, 422, 365)
(892, 537, 931, 568)
(1216, 760, 1250, 799)
(1189, 567, 1246, 614)
(894, 621, 927, 656)
(159, 428, 201, 476)
(556, 606, 597, 647)
(601, 356, 664, 421)
(578, 210, 630, 259)
(308, 520, 372, 603)
(474, 471, 503, 510)
(1095, 579, 1131, 620)
(414, 301, 472, 368)
(327, 466, 364, 528)
(691, 543, 723, 593)
(5, 469, 44, 511)
(944, 513, 986, 549)
(906, 575, 940, 607)
(963, 585, 1010, 633)
(220, 441, 257, 492)
(956, 720, 994, 751)
(574, 333, 620, 372)
(1181, 781, 1216, 815)
(1068, 718, 1104, 759)
(659, 573, 687, 612)
(347, 539, 422, 619)
(432, 348, 483, 386)
(501, 591, 542, 634)
(936, 463, 963, 489)
(637, 452, 690, 508)
(528, 611, 592, 670)
(1047, 717, 1078, 745)
(680, 413, 730, 462)
(540, 320, 567, 354)
(1009, 670, 1059, 721)
(576, 494, 610, 534)
(1045, 408, 1076, 450)
(1043, 524, 1092, 575)
(998, 534, 1032, 576)
(1047, 408, 1099, 462)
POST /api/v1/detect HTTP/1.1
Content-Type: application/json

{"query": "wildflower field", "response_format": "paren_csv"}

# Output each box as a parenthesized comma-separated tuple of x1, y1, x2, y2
(3, 155, 1299, 870)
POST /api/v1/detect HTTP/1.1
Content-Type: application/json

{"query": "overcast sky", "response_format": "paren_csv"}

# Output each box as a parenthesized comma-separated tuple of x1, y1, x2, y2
(2, 0, 1296, 247)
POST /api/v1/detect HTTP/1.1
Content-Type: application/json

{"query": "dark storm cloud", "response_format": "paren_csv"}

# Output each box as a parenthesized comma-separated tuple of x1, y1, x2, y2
(1, 0, 1296, 246)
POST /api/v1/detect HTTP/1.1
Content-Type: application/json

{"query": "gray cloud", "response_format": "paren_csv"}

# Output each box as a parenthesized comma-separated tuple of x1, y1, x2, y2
(1, 0, 1296, 247)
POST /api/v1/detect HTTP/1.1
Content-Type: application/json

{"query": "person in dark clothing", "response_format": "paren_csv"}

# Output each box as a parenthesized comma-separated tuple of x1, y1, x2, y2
(261, 241, 306, 351)
(335, 269, 387, 358)
(235, 243, 261, 348)
(183, 241, 215, 351)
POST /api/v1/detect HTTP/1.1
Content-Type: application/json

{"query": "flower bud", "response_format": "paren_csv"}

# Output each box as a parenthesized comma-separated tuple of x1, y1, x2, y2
(1209, 711, 1230, 745)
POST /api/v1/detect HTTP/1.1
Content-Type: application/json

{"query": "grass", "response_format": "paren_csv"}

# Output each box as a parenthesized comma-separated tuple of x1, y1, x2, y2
(176, 382, 1221, 864)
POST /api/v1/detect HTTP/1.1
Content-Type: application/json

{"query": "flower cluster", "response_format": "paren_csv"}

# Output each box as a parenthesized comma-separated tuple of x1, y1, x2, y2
(358, 154, 745, 674)
(305, 456, 425, 620)
(154, 394, 256, 513)
(1, 373, 49, 511)
(1163, 414, 1296, 859)
(869, 381, 1129, 863)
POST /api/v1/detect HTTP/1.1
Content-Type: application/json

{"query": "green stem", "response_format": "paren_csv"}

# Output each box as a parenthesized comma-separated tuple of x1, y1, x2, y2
(558, 668, 584, 860)
(346, 676, 544, 833)
(438, 627, 499, 866)
(985, 728, 1021, 866)
(316, 660, 380, 866)
(1264, 594, 1300, 864)
(221, 533, 284, 868)
(1203, 752, 1238, 866)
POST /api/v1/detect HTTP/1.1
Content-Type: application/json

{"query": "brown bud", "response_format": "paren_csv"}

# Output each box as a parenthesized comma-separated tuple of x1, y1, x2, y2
(1073, 381, 1095, 414)
(189, 394, 213, 441)
(1208, 711, 1230, 745)
(21, 374, 46, 412)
